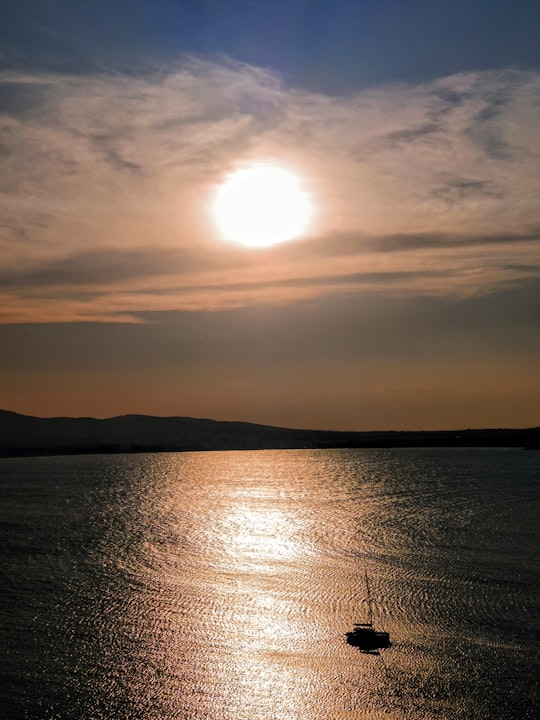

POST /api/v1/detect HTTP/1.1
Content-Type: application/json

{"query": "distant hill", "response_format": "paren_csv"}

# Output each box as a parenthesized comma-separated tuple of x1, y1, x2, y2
(0, 409, 539, 457)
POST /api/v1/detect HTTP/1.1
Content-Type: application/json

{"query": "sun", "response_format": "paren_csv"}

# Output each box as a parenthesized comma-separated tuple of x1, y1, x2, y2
(213, 165, 311, 248)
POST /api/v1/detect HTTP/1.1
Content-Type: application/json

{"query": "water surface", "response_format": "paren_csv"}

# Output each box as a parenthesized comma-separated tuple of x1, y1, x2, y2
(1, 448, 539, 719)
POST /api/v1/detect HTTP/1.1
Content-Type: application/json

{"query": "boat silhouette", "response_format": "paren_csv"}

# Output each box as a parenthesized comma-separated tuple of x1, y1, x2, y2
(346, 572, 391, 653)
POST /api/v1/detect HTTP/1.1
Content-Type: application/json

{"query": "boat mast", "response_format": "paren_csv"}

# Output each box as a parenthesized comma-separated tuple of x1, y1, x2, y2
(365, 570, 373, 626)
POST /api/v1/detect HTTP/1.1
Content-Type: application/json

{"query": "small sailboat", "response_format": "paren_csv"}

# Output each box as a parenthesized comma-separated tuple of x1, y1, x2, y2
(346, 571, 391, 652)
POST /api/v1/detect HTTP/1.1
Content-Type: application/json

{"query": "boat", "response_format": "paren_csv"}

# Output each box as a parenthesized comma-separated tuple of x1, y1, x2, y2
(346, 623, 391, 652)
(346, 572, 391, 652)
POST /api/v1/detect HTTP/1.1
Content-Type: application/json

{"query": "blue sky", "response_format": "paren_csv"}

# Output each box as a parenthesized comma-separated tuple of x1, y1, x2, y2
(1, 1, 539, 429)
(3, 1, 540, 86)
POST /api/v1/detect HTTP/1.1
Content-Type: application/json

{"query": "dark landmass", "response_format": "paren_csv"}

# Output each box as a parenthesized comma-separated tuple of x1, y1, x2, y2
(1, 409, 539, 457)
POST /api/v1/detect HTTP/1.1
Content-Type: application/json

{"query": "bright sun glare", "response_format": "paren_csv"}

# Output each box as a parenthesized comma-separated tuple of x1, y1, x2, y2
(213, 166, 311, 248)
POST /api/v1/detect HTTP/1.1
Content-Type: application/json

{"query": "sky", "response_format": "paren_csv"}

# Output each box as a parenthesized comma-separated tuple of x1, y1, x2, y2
(1, 0, 540, 430)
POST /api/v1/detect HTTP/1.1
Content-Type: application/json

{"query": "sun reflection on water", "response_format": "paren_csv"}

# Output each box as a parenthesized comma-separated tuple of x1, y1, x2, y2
(111, 452, 396, 719)
(223, 505, 301, 564)
(191, 481, 316, 718)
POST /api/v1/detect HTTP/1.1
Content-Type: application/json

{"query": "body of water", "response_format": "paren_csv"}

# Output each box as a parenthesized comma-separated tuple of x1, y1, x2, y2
(1, 448, 539, 719)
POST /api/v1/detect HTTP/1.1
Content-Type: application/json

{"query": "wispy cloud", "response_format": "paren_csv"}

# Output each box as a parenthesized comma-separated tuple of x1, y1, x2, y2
(1, 59, 539, 322)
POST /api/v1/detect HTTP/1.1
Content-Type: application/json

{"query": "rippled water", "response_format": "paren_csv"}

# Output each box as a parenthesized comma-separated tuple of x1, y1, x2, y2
(1, 448, 539, 719)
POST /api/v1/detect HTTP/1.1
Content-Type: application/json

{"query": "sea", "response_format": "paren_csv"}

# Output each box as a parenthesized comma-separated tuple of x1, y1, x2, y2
(0, 448, 538, 720)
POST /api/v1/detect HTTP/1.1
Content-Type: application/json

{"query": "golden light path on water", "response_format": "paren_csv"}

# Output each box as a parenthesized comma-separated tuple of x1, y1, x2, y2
(120, 451, 399, 720)
(192, 482, 316, 720)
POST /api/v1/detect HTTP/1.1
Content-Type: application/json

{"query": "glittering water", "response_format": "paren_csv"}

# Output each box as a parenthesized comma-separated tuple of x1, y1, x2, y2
(1, 448, 539, 719)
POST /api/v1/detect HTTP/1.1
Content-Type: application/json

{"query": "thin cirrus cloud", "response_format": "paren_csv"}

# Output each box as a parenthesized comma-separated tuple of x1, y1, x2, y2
(1, 58, 539, 323)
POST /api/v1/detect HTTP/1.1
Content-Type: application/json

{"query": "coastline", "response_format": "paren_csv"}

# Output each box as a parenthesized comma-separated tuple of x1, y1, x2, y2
(1, 409, 538, 458)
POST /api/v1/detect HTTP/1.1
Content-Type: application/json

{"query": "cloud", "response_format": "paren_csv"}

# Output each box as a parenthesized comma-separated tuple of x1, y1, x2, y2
(1, 59, 539, 322)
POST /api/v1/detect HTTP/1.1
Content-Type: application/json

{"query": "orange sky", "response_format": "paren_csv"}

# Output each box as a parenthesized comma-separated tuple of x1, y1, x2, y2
(1, 61, 540, 429)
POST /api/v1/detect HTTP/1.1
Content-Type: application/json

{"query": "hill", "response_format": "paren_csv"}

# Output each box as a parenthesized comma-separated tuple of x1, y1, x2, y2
(0, 410, 539, 457)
